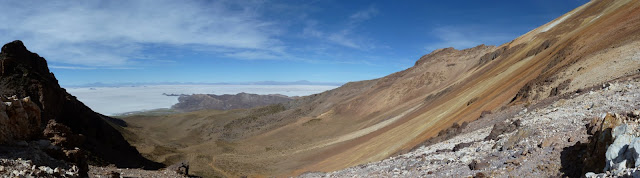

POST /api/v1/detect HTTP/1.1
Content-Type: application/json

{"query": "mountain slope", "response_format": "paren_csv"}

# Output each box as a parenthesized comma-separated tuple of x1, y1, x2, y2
(298, 0, 640, 173)
(120, 0, 640, 176)
(0, 40, 162, 169)
(172, 93, 293, 112)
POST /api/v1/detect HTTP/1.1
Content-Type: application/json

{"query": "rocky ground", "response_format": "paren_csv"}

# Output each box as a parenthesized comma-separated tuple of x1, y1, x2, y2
(0, 142, 80, 177)
(301, 78, 640, 178)
(88, 166, 186, 178)
(0, 142, 187, 178)
(0, 95, 187, 178)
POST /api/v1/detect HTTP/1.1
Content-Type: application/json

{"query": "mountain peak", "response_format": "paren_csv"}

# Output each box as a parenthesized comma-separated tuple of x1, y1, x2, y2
(0, 40, 50, 76)
(1, 40, 28, 54)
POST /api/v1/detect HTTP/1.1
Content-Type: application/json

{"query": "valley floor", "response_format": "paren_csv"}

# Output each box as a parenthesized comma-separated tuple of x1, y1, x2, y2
(301, 77, 640, 177)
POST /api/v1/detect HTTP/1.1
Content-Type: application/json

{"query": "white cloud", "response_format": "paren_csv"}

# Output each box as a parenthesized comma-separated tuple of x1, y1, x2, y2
(224, 51, 282, 60)
(349, 6, 379, 22)
(424, 26, 517, 52)
(302, 6, 379, 50)
(49, 66, 97, 70)
(0, 0, 283, 67)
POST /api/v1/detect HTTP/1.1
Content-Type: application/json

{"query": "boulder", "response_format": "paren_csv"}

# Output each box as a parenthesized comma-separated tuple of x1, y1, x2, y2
(0, 96, 41, 143)
(484, 120, 521, 141)
(43, 120, 85, 149)
(468, 159, 490, 170)
(603, 124, 640, 172)
(581, 113, 622, 173)
(630, 137, 640, 168)
(604, 134, 633, 171)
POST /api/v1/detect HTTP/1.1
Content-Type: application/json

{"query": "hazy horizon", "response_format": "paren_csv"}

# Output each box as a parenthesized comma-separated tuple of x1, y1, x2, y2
(67, 84, 339, 115)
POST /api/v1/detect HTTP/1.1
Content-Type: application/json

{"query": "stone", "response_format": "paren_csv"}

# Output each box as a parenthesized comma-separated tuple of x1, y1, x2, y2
(505, 158, 522, 166)
(110, 171, 121, 178)
(468, 159, 490, 170)
(604, 134, 633, 171)
(14, 140, 28, 147)
(43, 120, 85, 149)
(453, 142, 473, 152)
(0, 96, 41, 144)
(540, 136, 557, 148)
(630, 137, 640, 167)
(474, 172, 487, 178)
(612, 124, 628, 139)
(485, 120, 521, 141)
(36, 139, 51, 149)
(585, 172, 596, 177)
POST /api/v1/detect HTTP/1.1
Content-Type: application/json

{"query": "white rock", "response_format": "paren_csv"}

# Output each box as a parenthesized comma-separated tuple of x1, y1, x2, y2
(631, 137, 640, 168)
(613, 124, 628, 139)
(605, 134, 633, 171)
(585, 172, 596, 177)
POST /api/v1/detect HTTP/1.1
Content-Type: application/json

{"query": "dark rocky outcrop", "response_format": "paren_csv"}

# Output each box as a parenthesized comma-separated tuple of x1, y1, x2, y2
(0, 96, 41, 143)
(484, 119, 521, 141)
(172, 92, 293, 112)
(0, 40, 161, 169)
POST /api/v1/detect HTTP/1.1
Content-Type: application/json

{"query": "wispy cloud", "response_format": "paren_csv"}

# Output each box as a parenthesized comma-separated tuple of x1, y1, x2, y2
(349, 6, 379, 22)
(302, 6, 379, 50)
(424, 26, 519, 52)
(49, 65, 140, 70)
(224, 51, 283, 60)
(49, 66, 97, 70)
(0, 0, 283, 68)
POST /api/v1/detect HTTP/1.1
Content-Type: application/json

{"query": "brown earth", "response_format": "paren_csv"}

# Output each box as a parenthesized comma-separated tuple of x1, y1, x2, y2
(119, 0, 640, 177)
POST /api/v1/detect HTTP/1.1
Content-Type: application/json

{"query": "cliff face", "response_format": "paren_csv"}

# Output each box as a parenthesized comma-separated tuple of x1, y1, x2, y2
(172, 93, 293, 112)
(0, 40, 161, 169)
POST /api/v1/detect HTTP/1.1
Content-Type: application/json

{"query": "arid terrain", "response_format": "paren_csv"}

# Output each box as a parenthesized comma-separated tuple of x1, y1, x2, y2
(172, 93, 293, 112)
(301, 77, 640, 177)
(116, 0, 640, 177)
(1, 0, 639, 177)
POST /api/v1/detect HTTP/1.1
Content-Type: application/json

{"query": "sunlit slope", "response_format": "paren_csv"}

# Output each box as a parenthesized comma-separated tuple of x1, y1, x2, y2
(297, 0, 640, 173)
(121, 0, 640, 176)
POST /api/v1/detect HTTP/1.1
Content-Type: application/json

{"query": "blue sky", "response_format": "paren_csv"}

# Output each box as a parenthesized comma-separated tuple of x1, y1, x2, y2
(0, 0, 588, 86)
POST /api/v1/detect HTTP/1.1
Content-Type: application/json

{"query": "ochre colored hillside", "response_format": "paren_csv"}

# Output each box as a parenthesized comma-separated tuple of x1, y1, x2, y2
(119, 0, 640, 177)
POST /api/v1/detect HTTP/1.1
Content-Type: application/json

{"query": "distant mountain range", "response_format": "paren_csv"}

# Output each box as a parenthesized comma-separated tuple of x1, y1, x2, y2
(64, 80, 343, 88)
(172, 92, 294, 112)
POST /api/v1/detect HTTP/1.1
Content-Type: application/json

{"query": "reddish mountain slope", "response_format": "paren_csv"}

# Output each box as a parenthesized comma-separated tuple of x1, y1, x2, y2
(119, 0, 640, 176)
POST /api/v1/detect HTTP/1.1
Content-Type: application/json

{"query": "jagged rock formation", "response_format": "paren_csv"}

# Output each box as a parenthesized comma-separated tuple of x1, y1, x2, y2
(172, 93, 292, 112)
(0, 40, 161, 169)
(0, 96, 41, 143)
